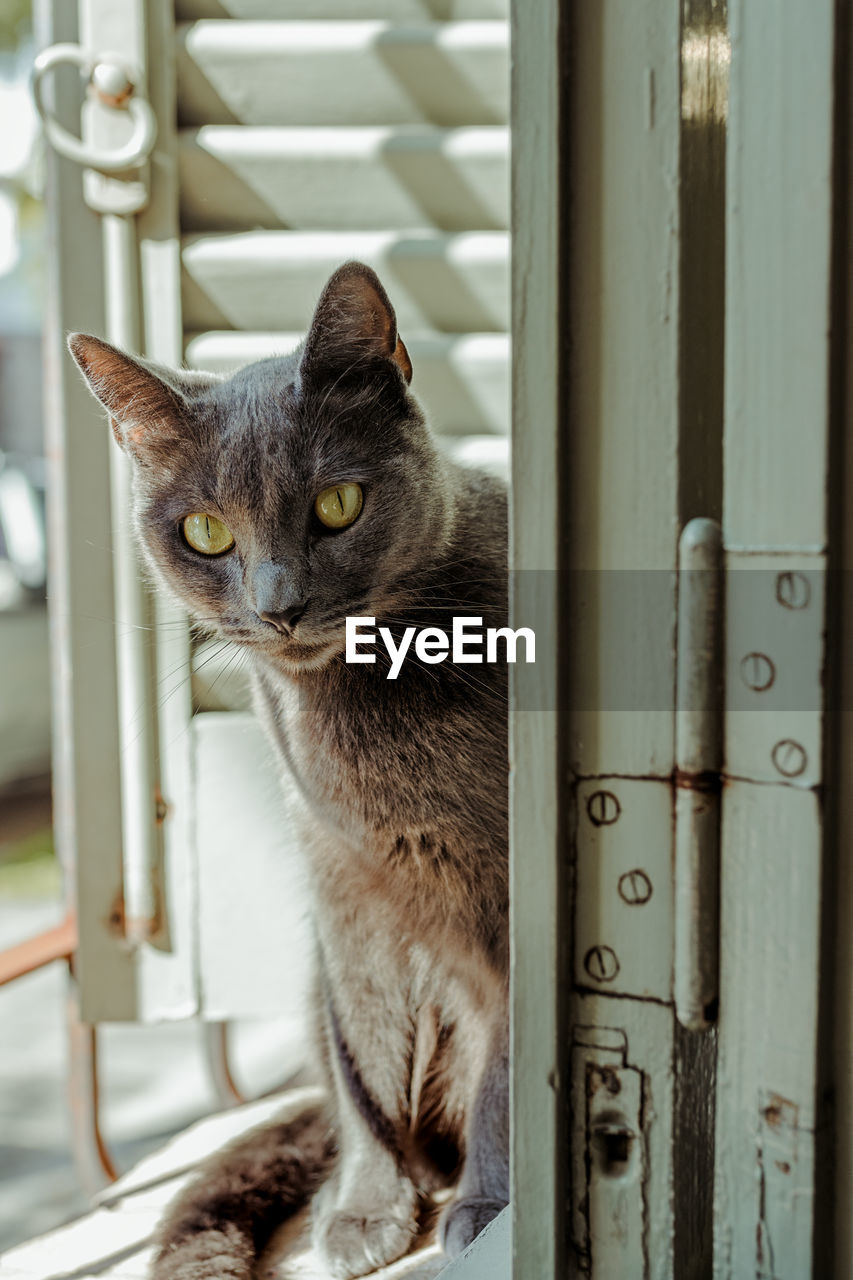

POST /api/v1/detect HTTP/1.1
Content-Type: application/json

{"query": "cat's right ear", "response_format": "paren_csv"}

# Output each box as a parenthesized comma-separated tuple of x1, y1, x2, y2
(67, 334, 189, 464)
(299, 261, 413, 387)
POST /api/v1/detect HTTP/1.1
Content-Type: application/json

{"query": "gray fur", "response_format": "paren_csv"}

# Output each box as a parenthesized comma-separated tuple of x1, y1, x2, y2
(69, 262, 509, 1279)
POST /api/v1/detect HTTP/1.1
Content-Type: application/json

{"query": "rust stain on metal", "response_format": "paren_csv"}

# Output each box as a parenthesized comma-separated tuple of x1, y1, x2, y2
(762, 1094, 798, 1130)
(107, 888, 162, 944)
(155, 790, 170, 824)
(672, 766, 722, 794)
(756, 1093, 798, 1275)
(94, 86, 134, 109)
(106, 888, 125, 937)
(588, 1064, 622, 1097)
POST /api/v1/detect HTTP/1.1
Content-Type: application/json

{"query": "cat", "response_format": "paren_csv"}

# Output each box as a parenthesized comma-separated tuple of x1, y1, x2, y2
(69, 262, 509, 1280)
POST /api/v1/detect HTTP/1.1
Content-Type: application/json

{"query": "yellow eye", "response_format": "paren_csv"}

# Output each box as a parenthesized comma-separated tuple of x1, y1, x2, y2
(314, 483, 363, 529)
(182, 513, 235, 556)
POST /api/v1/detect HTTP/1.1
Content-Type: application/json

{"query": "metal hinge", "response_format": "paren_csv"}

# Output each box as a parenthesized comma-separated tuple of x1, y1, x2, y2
(674, 517, 724, 1030)
(574, 519, 725, 1026)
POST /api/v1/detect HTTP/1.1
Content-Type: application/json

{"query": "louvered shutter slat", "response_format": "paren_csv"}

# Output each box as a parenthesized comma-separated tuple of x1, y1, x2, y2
(177, 21, 509, 128)
(181, 230, 509, 332)
(178, 126, 509, 232)
(176, 1, 508, 19)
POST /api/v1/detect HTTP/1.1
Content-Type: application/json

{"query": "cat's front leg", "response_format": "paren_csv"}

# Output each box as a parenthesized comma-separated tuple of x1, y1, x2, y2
(312, 996, 420, 1278)
(440, 1010, 509, 1258)
(312, 1137, 419, 1279)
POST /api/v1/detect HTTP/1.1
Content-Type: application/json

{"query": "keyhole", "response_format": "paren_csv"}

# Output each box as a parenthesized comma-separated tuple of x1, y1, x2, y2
(591, 1112, 636, 1179)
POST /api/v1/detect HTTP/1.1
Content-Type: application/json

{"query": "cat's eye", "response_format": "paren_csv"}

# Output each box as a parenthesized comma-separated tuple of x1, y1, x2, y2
(182, 513, 235, 556)
(314, 483, 364, 530)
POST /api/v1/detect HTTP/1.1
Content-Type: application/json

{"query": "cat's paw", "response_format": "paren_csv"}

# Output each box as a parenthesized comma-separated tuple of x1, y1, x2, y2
(313, 1198, 419, 1278)
(440, 1195, 506, 1258)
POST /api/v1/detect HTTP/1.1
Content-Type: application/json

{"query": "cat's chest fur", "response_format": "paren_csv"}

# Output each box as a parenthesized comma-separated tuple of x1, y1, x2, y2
(251, 653, 509, 978)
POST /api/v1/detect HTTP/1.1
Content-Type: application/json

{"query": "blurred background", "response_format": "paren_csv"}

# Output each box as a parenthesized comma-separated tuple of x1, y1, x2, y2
(0, 0, 64, 1244)
(0, 1, 304, 1252)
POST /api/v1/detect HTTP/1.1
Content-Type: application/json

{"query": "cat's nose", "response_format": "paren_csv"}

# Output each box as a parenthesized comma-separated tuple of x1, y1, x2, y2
(259, 601, 308, 634)
(252, 561, 308, 633)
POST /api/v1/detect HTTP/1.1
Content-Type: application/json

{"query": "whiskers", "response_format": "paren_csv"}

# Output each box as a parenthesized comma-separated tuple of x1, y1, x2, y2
(201, 641, 251, 704)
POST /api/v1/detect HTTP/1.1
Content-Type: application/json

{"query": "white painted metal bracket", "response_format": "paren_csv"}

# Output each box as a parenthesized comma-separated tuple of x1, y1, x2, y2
(570, 1027, 646, 1276)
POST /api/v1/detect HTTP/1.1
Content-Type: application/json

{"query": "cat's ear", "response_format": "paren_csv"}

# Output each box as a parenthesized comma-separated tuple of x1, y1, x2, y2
(67, 334, 195, 464)
(300, 261, 413, 386)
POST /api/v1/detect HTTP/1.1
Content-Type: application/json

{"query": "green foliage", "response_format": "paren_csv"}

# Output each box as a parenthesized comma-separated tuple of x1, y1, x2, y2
(0, 826, 61, 898)
(0, 0, 32, 51)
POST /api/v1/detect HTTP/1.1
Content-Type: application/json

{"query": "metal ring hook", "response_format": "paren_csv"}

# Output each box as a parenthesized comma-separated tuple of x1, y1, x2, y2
(32, 44, 157, 174)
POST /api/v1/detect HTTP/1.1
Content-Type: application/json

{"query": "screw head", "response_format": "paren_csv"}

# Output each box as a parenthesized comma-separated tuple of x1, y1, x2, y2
(740, 652, 775, 692)
(776, 571, 810, 610)
(587, 790, 621, 827)
(771, 739, 807, 778)
(583, 944, 620, 983)
(618, 868, 653, 905)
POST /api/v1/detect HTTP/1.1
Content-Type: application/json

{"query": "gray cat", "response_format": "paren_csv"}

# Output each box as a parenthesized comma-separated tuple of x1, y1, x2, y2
(69, 262, 509, 1279)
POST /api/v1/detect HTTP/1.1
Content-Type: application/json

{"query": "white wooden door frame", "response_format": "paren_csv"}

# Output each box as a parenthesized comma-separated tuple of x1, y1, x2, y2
(713, 2, 841, 1275)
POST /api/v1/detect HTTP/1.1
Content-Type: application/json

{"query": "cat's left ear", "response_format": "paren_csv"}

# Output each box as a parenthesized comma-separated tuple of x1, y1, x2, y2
(68, 334, 205, 464)
(300, 261, 413, 386)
